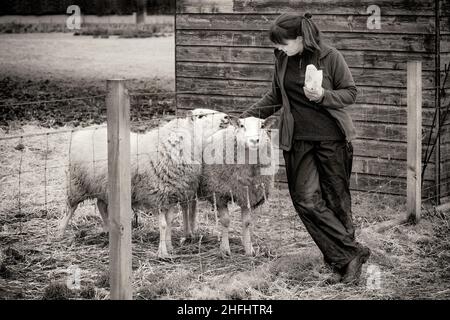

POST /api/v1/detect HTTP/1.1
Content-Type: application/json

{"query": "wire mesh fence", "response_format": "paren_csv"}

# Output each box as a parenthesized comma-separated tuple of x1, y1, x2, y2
(0, 70, 448, 299)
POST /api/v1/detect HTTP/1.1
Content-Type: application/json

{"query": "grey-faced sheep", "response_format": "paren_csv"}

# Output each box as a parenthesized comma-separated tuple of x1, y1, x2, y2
(59, 109, 229, 258)
(185, 117, 275, 256)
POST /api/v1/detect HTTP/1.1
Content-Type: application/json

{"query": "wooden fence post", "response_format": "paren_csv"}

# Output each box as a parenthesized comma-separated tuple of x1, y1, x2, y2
(407, 61, 422, 223)
(107, 79, 132, 299)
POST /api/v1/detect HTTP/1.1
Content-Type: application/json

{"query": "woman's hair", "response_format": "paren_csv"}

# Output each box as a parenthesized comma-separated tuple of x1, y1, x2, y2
(269, 13, 321, 52)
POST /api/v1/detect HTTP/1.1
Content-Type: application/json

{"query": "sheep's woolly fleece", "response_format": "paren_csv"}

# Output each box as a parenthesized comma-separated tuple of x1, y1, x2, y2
(200, 125, 274, 209)
(67, 117, 208, 212)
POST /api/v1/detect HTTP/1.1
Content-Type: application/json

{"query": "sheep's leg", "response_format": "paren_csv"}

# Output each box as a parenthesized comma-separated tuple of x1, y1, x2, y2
(218, 205, 231, 257)
(181, 202, 192, 240)
(96, 199, 109, 233)
(57, 202, 78, 238)
(165, 207, 174, 253)
(132, 209, 139, 229)
(157, 208, 170, 259)
(189, 199, 198, 235)
(241, 207, 254, 256)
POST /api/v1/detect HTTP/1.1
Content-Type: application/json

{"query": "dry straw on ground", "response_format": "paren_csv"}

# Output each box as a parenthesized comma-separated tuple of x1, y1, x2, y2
(0, 125, 449, 300)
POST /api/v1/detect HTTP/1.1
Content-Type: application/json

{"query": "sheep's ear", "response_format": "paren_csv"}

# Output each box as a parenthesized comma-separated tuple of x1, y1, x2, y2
(262, 116, 278, 129)
(187, 110, 198, 122)
(190, 108, 212, 119)
(228, 115, 241, 127)
(219, 117, 229, 128)
(220, 115, 240, 128)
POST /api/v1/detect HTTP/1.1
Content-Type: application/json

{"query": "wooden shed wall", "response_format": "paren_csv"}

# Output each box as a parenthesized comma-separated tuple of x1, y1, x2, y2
(175, 0, 448, 198)
(440, 3, 450, 203)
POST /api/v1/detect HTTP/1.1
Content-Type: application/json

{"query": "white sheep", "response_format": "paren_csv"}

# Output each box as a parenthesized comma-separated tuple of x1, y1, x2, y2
(185, 117, 275, 256)
(59, 109, 229, 258)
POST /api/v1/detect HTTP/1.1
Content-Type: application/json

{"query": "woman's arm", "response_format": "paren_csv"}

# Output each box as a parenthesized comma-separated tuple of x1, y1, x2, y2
(240, 62, 283, 119)
(319, 50, 357, 109)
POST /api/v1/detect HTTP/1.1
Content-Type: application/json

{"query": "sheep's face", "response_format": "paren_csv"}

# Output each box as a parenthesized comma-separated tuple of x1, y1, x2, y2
(236, 117, 270, 150)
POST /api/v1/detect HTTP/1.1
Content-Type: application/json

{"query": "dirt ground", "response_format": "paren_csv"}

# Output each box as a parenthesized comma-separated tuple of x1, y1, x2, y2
(0, 33, 449, 300)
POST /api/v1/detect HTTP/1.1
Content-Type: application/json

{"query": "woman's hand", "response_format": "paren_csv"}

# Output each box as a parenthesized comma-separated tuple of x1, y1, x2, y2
(304, 86, 324, 103)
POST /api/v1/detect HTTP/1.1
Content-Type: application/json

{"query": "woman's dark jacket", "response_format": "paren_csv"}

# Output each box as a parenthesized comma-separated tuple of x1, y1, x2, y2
(240, 41, 358, 151)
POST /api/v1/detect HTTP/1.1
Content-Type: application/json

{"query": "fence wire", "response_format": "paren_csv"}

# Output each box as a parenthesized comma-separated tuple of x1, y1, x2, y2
(1, 82, 449, 299)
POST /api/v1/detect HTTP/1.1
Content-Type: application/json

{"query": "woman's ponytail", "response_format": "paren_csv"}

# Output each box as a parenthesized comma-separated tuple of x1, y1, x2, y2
(300, 14, 321, 52)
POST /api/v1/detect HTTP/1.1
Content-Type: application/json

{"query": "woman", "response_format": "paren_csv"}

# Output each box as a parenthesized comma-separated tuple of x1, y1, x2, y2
(240, 13, 370, 285)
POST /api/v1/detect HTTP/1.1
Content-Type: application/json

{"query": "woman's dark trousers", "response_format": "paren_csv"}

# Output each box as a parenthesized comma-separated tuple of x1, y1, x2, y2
(283, 140, 364, 270)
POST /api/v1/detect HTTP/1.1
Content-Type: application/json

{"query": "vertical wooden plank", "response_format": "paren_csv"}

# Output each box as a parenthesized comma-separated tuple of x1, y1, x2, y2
(107, 79, 132, 300)
(407, 61, 422, 223)
(435, 0, 441, 204)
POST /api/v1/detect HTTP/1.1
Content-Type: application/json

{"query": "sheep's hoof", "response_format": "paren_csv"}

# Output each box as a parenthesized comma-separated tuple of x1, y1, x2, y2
(157, 240, 174, 259)
(132, 214, 139, 228)
(245, 246, 255, 256)
(188, 232, 197, 240)
(190, 233, 199, 242)
(220, 247, 232, 259)
(157, 255, 173, 261)
(180, 237, 192, 245)
(157, 249, 172, 260)
(56, 229, 66, 240)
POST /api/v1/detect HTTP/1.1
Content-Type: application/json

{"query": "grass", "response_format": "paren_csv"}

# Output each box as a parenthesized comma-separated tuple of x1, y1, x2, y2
(0, 33, 174, 86)
(0, 124, 449, 299)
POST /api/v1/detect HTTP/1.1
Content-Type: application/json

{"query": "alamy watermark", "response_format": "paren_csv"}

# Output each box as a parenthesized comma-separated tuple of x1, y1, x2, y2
(164, 127, 280, 177)
(66, 5, 82, 30)
(367, 5, 381, 30)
